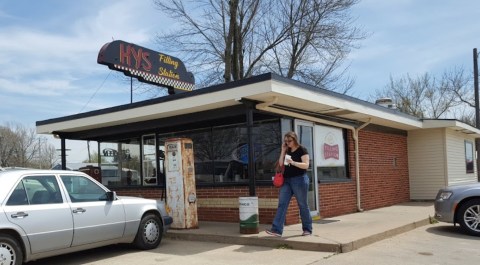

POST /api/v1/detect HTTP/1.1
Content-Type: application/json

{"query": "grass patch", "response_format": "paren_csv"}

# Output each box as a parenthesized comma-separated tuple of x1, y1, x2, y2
(276, 244, 293, 249)
(429, 215, 438, 224)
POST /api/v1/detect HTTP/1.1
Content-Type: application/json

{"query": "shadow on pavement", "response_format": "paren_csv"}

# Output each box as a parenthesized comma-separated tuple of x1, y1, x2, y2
(425, 224, 478, 241)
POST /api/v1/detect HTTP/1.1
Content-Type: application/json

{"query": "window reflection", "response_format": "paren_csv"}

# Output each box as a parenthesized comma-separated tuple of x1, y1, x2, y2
(98, 119, 282, 186)
(142, 135, 157, 185)
(156, 120, 281, 184)
(99, 139, 141, 187)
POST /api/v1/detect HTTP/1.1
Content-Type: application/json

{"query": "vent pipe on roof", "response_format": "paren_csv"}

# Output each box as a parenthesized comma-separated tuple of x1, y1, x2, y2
(375, 98, 396, 109)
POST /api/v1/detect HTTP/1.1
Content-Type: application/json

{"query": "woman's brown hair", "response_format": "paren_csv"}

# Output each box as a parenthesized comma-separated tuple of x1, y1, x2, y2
(284, 131, 299, 146)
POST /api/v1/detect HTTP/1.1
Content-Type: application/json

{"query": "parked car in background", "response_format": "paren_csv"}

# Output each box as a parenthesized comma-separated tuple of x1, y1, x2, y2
(434, 183, 480, 236)
(0, 169, 172, 265)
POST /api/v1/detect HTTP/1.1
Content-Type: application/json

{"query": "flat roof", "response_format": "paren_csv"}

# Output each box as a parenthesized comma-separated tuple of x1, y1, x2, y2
(36, 73, 480, 137)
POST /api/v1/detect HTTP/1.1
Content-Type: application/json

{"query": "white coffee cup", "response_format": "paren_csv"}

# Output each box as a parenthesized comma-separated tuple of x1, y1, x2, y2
(284, 155, 291, 165)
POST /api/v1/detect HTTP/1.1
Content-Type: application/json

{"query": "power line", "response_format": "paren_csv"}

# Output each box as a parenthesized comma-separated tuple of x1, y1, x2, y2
(79, 71, 112, 113)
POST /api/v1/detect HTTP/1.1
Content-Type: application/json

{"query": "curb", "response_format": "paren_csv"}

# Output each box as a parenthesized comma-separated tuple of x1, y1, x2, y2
(339, 217, 431, 252)
(165, 217, 431, 253)
(165, 232, 341, 253)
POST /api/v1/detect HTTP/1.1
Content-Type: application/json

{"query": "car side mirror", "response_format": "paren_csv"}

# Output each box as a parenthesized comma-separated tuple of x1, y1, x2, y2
(106, 191, 116, 201)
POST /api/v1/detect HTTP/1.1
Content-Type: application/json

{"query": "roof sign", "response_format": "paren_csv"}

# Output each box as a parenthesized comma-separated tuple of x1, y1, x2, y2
(97, 40, 195, 94)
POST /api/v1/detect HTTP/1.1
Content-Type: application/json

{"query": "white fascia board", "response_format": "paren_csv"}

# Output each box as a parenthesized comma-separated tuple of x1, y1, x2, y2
(270, 80, 423, 129)
(422, 120, 480, 136)
(37, 80, 274, 134)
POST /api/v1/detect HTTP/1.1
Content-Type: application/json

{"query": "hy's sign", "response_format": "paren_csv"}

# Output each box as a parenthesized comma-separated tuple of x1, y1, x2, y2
(97, 40, 195, 94)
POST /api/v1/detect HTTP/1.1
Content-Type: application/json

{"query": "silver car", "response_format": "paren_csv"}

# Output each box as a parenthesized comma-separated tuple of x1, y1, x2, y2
(0, 169, 173, 264)
(434, 183, 480, 236)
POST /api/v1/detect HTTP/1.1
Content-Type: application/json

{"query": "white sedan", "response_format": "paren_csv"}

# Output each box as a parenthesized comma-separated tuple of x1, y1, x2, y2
(0, 169, 172, 265)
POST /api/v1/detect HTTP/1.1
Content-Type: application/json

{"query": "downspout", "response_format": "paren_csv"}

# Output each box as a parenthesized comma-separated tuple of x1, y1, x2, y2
(353, 119, 371, 212)
(255, 97, 371, 212)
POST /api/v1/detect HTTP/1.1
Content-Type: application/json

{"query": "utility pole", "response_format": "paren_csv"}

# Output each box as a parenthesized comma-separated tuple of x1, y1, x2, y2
(474, 48, 479, 181)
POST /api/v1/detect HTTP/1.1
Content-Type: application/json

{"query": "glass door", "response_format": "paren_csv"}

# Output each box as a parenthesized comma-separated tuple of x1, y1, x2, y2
(142, 135, 157, 185)
(295, 120, 319, 216)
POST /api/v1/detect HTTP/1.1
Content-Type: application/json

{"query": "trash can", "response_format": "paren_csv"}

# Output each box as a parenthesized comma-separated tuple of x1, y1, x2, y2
(239, 196, 259, 234)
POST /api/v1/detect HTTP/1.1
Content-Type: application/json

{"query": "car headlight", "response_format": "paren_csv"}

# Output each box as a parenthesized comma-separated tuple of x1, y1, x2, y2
(438, 191, 452, 200)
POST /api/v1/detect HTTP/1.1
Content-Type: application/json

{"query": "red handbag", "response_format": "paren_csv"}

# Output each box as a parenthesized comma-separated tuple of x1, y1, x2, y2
(273, 164, 284, 187)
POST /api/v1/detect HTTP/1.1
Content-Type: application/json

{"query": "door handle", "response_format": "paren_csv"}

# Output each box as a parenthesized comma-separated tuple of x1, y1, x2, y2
(11, 212, 29, 218)
(73, 208, 86, 213)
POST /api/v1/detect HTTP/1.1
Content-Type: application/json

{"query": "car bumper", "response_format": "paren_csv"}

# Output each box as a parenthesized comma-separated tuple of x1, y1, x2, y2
(434, 199, 455, 223)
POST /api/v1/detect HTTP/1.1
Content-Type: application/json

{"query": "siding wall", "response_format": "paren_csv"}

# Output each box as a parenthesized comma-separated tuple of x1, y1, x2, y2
(445, 129, 477, 185)
(408, 128, 478, 200)
(408, 129, 446, 199)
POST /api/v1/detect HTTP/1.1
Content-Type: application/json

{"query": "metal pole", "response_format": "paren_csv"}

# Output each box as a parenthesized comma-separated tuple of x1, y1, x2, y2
(87, 140, 91, 163)
(130, 76, 133, 103)
(61, 138, 67, 170)
(475, 48, 479, 127)
(245, 101, 256, 196)
(474, 48, 479, 181)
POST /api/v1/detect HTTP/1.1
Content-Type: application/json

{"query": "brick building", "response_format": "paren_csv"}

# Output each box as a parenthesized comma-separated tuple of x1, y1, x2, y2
(37, 73, 480, 225)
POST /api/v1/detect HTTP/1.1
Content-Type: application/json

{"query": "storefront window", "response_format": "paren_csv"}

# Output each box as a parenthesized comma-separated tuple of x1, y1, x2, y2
(154, 120, 280, 184)
(212, 125, 248, 182)
(98, 119, 281, 187)
(159, 129, 214, 184)
(99, 139, 141, 187)
(254, 121, 282, 181)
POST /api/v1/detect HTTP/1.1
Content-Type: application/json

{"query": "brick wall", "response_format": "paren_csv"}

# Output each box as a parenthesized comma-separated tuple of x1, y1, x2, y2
(317, 128, 409, 218)
(115, 187, 166, 199)
(354, 129, 410, 209)
(196, 187, 299, 225)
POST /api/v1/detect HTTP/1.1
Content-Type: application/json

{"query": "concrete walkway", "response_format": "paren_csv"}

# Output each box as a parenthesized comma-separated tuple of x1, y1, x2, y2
(165, 202, 434, 253)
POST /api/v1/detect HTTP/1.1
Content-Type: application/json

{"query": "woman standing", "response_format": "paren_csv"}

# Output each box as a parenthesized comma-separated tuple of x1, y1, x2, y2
(266, 131, 313, 237)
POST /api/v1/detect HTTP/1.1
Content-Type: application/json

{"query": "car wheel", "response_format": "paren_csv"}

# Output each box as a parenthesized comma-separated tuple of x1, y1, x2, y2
(457, 198, 480, 236)
(0, 234, 23, 265)
(133, 213, 163, 249)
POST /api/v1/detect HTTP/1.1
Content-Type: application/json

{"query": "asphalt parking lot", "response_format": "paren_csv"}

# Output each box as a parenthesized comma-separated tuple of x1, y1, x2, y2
(29, 223, 480, 265)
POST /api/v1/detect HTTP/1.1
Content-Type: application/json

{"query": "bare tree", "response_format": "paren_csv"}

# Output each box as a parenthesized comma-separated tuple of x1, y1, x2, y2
(0, 125, 20, 167)
(37, 142, 59, 169)
(154, 0, 365, 92)
(0, 122, 58, 168)
(265, 0, 363, 92)
(372, 67, 474, 125)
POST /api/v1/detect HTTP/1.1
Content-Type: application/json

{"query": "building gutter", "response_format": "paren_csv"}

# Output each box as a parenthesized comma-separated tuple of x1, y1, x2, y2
(352, 119, 371, 212)
(256, 97, 370, 212)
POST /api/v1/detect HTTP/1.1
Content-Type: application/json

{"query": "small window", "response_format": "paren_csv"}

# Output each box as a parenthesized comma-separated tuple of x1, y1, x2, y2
(10, 175, 63, 205)
(465, 140, 474, 174)
(7, 183, 28, 206)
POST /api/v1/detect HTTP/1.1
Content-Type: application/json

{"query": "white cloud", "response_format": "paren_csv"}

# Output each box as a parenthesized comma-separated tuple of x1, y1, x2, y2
(0, 0, 170, 126)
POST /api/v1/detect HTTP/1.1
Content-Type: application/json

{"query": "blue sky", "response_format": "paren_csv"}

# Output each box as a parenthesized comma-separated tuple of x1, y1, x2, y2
(1, 0, 479, 162)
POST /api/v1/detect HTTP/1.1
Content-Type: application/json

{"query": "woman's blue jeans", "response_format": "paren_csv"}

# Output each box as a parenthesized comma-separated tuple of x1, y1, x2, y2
(271, 174, 312, 235)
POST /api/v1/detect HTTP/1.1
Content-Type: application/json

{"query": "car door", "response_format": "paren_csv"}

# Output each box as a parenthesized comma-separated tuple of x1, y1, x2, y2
(60, 174, 126, 246)
(4, 174, 74, 254)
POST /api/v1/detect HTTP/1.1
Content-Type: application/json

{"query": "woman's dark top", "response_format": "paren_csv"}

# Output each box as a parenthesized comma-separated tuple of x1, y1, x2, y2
(284, 146, 308, 178)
